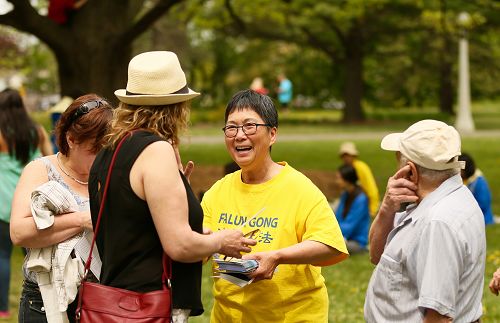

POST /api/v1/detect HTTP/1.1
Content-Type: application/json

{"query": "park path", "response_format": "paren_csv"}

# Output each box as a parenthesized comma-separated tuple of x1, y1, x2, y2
(184, 129, 500, 144)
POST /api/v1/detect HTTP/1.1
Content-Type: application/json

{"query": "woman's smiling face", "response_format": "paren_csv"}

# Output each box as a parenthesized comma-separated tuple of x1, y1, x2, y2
(224, 108, 276, 170)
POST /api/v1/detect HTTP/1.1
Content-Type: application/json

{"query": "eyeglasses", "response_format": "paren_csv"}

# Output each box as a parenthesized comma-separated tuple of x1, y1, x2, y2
(222, 123, 271, 138)
(69, 100, 105, 124)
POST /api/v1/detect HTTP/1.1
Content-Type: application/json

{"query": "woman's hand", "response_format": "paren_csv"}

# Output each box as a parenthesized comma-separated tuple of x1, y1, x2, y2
(215, 229, 257, 259)
(78, 211, 93, 231)
(243, 251, 280, 282)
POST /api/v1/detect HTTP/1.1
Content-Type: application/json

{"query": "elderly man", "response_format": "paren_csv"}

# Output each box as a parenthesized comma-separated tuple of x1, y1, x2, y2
(365, 120, 485, 322)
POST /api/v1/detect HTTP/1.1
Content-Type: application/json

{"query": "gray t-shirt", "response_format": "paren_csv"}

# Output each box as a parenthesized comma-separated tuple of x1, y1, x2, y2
(364, 174, 485, 322)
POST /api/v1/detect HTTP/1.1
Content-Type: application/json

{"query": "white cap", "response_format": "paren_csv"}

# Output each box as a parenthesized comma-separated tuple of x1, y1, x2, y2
(339, 142, 359, 156)
(381, 119, 465, 170)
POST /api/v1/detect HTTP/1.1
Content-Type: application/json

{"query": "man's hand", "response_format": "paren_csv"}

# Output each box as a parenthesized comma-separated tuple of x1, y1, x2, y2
(242, 251, 280, 282)
(379, 164, 419, 215)
(369, 164, 419, 265)
(489, 267, 500, 296)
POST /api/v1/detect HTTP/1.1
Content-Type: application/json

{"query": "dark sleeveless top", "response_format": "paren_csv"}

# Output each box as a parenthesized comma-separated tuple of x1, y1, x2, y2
(88, 130, 204, 316)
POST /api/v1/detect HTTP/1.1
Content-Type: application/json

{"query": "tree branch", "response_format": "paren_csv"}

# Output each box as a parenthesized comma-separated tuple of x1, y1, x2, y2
(0, 0, 69, 50)
(120, 0, 185, 43)
(223, 0, 340, 61)
(223, 0, 295, 42)
(301, 26, 339, 61)
(317, 15, 347, 47)
(224, 0, 245, 32)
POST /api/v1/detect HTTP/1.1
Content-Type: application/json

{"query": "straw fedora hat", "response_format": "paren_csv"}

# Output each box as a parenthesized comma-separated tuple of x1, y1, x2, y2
(115, 51, 200, 106)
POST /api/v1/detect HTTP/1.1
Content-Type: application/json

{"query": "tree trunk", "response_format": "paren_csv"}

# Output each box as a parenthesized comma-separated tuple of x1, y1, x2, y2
(342, 26, 365, 123)
(55, 44, 131, 103)
(438, 0, 454, 115)
(439, 56, 454, 115)
(0, 1, 181, 104)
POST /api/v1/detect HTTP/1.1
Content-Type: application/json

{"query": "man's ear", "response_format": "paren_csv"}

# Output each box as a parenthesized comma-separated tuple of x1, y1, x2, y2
(407, 161, 418, 184)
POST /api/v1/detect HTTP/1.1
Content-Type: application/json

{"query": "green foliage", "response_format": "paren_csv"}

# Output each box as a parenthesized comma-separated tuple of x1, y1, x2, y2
(0, 26, 58, 93)
(22, 42, 59, 94)
(183, 0, 500, 117)
(0, 26, 24, 71)
(3, 0, 500, 120)
(29, 110, 52, 131)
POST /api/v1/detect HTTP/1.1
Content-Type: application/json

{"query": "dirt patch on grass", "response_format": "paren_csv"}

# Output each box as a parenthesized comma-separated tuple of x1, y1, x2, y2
(191, 165, 341, 202)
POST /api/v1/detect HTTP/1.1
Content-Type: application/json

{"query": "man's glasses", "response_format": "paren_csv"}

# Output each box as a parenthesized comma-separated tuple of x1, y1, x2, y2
(69, 100, 105, 124)
(222, 123, 271, 138)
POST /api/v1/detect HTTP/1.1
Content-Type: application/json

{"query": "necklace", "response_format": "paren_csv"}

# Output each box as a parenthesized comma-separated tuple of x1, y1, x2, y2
(56, 152, 89, 185)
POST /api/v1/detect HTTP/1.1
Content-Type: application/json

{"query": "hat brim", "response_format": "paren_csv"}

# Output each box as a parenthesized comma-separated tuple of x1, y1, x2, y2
(339, 148, 358, 156)
(114, 88, 200, 106)
(381, 133, 403, 151)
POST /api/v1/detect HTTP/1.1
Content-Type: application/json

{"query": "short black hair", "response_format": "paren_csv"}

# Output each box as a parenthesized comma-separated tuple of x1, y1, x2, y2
(458, 152, 476, 179)
(338, 164, 358, 185)
(225, 89, 278, 128)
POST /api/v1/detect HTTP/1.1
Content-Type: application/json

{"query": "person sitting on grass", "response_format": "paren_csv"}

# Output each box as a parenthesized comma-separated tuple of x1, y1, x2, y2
(334, 164, 370, 254)
(339, 141, 380, 217)
(458, 152, 495, 225)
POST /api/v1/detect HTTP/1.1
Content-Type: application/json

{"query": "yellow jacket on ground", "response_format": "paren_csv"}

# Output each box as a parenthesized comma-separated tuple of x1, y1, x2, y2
(352, 159, 379, 216)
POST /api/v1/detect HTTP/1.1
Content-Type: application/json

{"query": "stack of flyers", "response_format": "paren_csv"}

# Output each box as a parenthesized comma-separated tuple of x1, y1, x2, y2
(212, 257, 259, 287)
(214, 258, 259, 273)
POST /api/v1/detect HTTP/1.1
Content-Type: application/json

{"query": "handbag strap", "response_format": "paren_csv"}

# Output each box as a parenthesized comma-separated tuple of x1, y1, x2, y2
(83, 131, 172, 287)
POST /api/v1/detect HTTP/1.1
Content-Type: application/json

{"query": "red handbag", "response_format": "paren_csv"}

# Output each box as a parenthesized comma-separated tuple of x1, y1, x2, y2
(76, 132, 172, 322)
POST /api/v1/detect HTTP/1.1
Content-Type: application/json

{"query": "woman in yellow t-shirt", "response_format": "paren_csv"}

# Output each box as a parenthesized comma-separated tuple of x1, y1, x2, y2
(202, 89, 349, 323)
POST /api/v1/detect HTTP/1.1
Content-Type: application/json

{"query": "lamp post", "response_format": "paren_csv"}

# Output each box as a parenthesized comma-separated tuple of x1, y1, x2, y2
(455, 11, 475, 134)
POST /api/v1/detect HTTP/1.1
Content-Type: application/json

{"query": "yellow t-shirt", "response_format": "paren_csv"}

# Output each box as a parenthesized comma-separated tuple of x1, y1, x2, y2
(353, 159, 380, 216)
(202, 162, 348, 323)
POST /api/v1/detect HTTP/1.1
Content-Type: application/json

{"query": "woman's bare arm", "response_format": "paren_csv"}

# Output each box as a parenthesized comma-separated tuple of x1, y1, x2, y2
(10, 159, 91, 248)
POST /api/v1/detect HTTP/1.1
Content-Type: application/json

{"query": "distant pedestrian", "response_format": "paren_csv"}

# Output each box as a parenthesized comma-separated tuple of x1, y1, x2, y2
(339, 141, 380, 217)
(276, 73, 292, 111)
(250, 77, 269, 95)
(0, 89, 52, 319)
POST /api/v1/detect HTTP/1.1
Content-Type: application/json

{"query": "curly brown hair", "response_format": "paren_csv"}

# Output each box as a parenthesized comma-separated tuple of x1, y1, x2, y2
(106, 101, 190, 148)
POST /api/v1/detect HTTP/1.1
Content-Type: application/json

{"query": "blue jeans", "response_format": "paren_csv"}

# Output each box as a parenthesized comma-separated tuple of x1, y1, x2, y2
(0, 220, 12, 312)
(19, 280, 78, 323)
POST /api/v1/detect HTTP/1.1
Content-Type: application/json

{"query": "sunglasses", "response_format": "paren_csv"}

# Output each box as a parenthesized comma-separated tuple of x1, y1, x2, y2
(69, 100, 105, 124)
